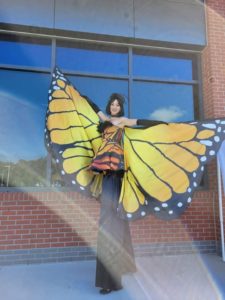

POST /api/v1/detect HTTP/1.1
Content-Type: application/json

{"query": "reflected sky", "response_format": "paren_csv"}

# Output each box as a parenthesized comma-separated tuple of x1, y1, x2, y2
(0, 39, 51, 68)
(132, 81, 194, 121)
(57, 45, 128, 75)
(0, 70, 50, 162)
(68, 75, 128, 115)
(133, 54, 193, 80)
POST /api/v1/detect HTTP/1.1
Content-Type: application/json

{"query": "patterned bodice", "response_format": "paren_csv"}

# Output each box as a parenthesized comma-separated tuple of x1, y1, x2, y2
(89, 125, 124, 172)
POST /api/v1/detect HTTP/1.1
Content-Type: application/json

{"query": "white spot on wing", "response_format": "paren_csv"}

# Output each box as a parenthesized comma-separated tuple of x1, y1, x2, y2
(202, 123, 216, 129)
(200, 140, 212, 146)
(154, 207, 160, 212)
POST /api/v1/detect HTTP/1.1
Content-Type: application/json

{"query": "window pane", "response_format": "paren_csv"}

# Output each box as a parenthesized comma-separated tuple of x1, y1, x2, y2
(68, 75, 128, 115)
(0, 35, 51, 68)
(132, 82, 194, 122)
(0, 69, 50, 187)
(57, 42, 128, 75)
(133, 51, 193, 81)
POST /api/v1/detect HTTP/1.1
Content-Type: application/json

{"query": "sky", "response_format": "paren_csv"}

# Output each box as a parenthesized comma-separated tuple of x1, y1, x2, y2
(0, 70, 50, 162)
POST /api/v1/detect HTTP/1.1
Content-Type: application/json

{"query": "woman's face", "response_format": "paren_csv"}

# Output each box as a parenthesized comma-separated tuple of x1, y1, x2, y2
(110, 99, 121, 116)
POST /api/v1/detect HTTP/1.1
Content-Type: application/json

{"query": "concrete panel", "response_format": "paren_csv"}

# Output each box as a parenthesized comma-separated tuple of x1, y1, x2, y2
(166, 0, 204, 4)
(55, 0, 134, 37)
(0, 0, 206, 47)
(0, 0, 54, 28)
(134, 0, 206, 45)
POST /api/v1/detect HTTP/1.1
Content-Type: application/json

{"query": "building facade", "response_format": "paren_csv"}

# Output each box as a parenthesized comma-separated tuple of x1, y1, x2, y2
(0, 0, 224, 265)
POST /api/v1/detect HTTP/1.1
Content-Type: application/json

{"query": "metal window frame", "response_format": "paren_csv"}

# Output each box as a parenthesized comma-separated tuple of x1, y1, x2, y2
(0, 30, 202, 191)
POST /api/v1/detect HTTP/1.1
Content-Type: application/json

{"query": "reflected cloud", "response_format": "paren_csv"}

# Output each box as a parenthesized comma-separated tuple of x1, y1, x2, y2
(0, 90, 39, 110)
(0, 89, 46, 162)
(150, 106, 186, 122)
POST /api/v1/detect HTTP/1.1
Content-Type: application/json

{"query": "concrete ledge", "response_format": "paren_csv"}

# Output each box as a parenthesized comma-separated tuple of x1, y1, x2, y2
(0, 241, 217, 266)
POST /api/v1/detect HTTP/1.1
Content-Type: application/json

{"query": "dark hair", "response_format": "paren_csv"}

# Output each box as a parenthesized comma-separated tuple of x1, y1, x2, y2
(105, 93, 125, 117)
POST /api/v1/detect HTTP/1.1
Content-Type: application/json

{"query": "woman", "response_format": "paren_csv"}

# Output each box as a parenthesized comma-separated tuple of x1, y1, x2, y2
(88, 93, 166, 294)
(46, 68, 225, 294)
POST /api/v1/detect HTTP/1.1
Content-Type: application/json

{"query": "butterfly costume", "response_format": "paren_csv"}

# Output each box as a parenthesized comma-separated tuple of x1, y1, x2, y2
(45, 67, 225, 290)
(45, 67, 225, 221)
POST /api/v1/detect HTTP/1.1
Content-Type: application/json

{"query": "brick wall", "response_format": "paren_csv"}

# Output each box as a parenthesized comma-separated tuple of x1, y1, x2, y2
(0, 188, 219, 264)
(202, 0, 225, 245)
(0, 192, 99, 251)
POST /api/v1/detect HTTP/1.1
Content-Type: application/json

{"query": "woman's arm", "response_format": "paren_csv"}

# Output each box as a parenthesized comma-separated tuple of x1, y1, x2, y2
(136, 119, 168, 127)
(98, 111, 110, 122)
(81, 95, 109, 122)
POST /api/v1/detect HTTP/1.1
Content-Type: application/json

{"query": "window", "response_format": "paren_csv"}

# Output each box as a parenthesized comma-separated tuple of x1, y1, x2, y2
(132, 82, 194, 121)
(0, 33, 201, 188)
(133, 50, 193, 81)
(0, 35, 51, 187)
(68, 76, 128, 115)
(131, 49, 197, 122)
(57, 41, 128, 75)
(0, 35, 51, 68)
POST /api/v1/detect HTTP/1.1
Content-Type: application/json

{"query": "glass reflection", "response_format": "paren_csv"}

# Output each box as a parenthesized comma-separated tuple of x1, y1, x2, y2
(68, 75, 128, 115)
(57, 42, 128, 75)
(0, 69, 50, 186)
(0, 35, 51, 68)
(132, 81, 194, 122)
(133, 52, 193, 81)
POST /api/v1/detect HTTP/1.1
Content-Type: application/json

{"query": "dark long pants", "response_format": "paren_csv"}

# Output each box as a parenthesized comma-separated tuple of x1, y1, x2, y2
(95, 173, 136, 290)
